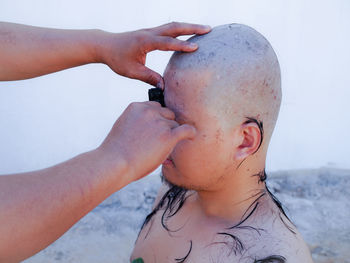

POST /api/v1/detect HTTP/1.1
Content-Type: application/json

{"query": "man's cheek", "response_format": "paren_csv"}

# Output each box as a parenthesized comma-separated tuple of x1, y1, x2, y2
(174, 136, 197, 153)
(172, 141, 198, 167)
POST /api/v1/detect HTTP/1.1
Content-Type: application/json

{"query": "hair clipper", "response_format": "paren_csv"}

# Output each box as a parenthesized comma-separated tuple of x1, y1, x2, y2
(148, 87, 165, 107)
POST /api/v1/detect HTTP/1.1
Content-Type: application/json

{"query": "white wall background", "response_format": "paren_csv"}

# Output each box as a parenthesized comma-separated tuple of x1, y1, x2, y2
(0, 0, 349, 174)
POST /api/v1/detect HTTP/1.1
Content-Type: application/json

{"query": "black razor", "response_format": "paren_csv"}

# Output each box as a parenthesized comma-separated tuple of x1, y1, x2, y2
(148, 87, 165, 107)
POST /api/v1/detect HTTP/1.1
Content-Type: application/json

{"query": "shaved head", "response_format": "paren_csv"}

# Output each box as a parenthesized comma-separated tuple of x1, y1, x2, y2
(165, 23, 281, 147)
(162, 24, 281, 190)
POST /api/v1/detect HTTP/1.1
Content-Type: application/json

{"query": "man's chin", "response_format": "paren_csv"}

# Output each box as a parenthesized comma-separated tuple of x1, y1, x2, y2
(160, 170, 194, 191)
(160, 171, 178, 188)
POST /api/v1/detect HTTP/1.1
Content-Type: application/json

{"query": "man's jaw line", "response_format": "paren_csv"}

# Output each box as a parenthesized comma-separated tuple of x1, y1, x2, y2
(160, 164, 268, 223)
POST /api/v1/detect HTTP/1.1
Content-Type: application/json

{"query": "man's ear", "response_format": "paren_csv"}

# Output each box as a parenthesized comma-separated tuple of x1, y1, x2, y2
(234, 122, 262, 161)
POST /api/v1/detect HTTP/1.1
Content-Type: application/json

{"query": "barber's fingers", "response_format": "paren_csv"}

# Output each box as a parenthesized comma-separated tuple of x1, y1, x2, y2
(131, 64, 162, 87)
(170, 124, 197, 144)
(158, 107, 175, 120)
(143, 101, 161, 107)
(142, 101, 175, 120)
(153, 22, 211, 38)
(150, 36, 199, 53)
(164, 119, 180, 129)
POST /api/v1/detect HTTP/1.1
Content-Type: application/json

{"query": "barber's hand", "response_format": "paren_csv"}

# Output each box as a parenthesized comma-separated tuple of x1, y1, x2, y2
(98, 101, 196, 184)
(96, 22, 211, 88)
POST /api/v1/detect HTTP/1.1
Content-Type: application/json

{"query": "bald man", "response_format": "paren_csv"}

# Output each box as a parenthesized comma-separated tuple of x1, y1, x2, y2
(131, 24, 314, 263)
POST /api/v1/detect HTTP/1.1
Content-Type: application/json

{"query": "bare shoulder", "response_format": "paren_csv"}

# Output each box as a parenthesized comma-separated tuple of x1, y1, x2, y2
(276, 226, 314, 263)
(199, 220, 314, 263)
(198, 205, 314, 263)
(247, 217, 314, 263)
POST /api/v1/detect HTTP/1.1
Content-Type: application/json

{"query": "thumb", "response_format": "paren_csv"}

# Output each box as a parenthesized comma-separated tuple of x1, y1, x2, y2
(134, 65, 163, 88)
(171, 124, 197, 144)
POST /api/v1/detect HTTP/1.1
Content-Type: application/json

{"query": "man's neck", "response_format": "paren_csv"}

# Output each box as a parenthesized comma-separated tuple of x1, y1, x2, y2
(194, 162, 267, 224)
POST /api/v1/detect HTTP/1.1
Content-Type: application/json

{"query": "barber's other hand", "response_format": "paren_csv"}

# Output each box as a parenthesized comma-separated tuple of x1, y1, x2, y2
(95, 22, 211, 88)
(98, 101, 196, 184)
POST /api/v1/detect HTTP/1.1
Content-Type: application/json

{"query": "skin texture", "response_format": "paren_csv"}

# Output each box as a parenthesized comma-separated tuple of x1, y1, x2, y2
(0, 22, 211, 262)
(131, 24, 314, 262)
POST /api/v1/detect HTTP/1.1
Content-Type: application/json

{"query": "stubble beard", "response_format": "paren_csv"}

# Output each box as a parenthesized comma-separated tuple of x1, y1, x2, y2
(161, 168, 208, 192)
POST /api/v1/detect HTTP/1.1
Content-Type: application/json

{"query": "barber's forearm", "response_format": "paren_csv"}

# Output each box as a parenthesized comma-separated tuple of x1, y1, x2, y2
(0, 22, 103, 81)
(0, 149, 128, 262)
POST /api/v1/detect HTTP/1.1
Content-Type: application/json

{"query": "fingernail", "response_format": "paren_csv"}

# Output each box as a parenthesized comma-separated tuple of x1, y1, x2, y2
(202, 25, 211, 30)
(188, 42, 198, 49)
(157, 81, 164, 90)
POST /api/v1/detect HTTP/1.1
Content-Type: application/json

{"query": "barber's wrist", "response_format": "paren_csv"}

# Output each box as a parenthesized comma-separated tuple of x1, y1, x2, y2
(91, 146, 132, 192)
(89, 29, 121, 66)
(84, 29, 109, 64)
